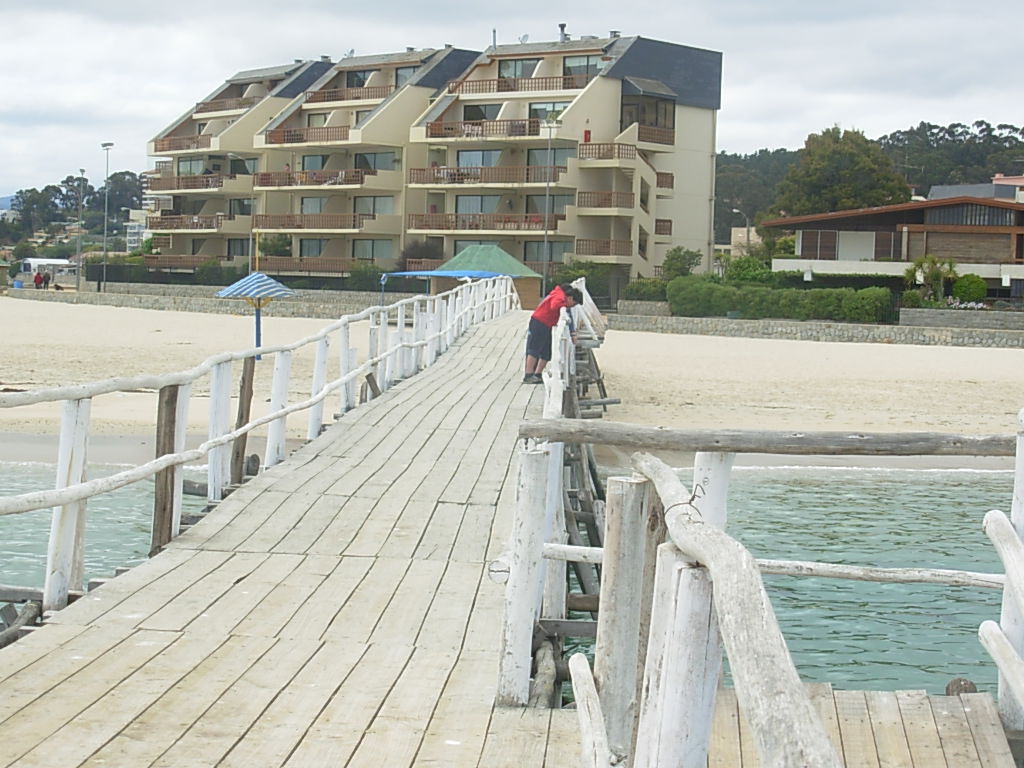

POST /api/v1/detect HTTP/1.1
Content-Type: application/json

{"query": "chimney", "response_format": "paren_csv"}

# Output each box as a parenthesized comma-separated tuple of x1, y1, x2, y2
(558, 23, 568, 42)
(293, 59, 302, 64)
(610, 30, 620, 38)
(406, 46, 415, 52)
(445, 43, 452, 48)
(320, 55, 330, 62)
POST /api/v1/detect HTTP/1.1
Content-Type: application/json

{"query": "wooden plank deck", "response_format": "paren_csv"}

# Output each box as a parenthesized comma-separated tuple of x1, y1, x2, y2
(0, 310, 1015, 767)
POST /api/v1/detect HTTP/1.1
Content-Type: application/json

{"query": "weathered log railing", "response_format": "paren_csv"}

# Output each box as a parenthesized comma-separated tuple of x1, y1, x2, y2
(0, 277, 519, 614)
(501, 409, 1022, 766)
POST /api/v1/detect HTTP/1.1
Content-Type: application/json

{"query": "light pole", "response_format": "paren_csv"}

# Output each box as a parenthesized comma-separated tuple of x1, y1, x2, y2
(731, 207, 751, 252)
(101, 142, 113, 291)
(541, 117, 561, 296)
(228, 153, 255, 273)
(75, 168, 84, 292)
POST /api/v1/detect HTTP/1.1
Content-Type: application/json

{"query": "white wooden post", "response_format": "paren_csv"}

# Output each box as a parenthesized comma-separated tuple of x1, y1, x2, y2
(569, 653, 614, 768)
(338, 321, 353, 414)
(999, 407, 1024, 728)
(593, 474, 654, 757)
(264, 350, 292, 467)
(396, 302, 409, 378)
(367, 313, 380, 387)
(414, 307, 427, 372)
(307, 335, 329, 441)
(378, 310, 392, 392)
(542, 442, 566, 620)
(43, 397, 91, 612)
(207, 360, 232, 502)
(497, 444, 550, 706)
(170, 382, 191, 537)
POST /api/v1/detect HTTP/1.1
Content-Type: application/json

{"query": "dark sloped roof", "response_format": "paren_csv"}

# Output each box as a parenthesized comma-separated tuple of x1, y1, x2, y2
(761, 196, 1024, 229)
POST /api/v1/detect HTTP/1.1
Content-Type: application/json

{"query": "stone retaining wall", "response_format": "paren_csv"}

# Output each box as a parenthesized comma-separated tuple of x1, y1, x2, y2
(900, 307, 1024, 331)
(609, 314, 1024, 348)
(7, 287, 417, 319)
(616, 300, 671, 316)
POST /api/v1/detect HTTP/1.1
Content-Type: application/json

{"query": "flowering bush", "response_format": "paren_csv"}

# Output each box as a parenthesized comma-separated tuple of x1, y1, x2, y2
(945, 296, 987, 310)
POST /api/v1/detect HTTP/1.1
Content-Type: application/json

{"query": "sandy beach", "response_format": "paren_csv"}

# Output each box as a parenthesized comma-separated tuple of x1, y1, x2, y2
(2, 296, 1022, 467)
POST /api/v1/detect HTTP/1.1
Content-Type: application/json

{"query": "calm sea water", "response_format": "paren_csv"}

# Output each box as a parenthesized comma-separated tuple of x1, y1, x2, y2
(0, 461, 1011, 693)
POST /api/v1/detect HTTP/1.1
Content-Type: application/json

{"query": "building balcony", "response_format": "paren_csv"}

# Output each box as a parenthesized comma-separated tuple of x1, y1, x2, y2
(148, 235, 172, 249)
(264, 126, 351, 145)
(407, 165, 565, 186)
(153, 135, 213, 153)
(259, 256, 362, 274)
(636, 125, 675, 145)
(425, 119, 540, 139)
(146, 213, 234, 232)
(446, 73, 595, 95)
(574, 238, 633, 259)
(305, 86, 395, 103)
(577, 143, 638, 161)
(253, 169, 377, 189)
(195, 96, 258, 113)
(407, 212, 564, 232)
(405, 258, 446, 271)
(577, 191, 635, 209)
(253, 213, 374, 231)
(656, 172, 674, 189)
(655, 219, 673, 236)
(144, 255, 224, 269)
(146, 174, 251, 193)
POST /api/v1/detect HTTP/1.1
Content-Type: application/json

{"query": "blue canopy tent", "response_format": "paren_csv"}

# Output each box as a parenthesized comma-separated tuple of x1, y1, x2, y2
(215, 272, 296, 349)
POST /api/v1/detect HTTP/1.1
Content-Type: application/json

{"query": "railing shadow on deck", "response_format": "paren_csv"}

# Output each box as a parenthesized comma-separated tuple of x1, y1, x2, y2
(0, 276, 521, 613)
(499, 307, 1024, 767)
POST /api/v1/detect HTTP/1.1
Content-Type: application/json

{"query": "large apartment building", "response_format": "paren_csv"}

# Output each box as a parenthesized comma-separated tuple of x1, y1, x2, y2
(145, 30, 722, 291)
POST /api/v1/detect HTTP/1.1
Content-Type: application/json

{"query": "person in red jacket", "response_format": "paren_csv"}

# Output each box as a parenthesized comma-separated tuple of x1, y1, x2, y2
(524, 283, 582, 383)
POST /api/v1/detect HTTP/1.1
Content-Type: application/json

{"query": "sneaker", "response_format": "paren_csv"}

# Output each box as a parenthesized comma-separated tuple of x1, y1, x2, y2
(529, 373, 544, 384)
(523, 374, 534, 383)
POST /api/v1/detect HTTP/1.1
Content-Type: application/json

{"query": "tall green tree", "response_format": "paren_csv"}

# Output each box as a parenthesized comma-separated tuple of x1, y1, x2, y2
(57, 174, 95, 217)
(12, 186, 61, 233)
(768, 127, 911, 216)
(90, 171, 143, 212)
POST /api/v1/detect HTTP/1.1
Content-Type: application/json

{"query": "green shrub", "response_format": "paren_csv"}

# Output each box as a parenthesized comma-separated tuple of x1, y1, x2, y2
(622, 278, 667, 301)
(724, 254, 771, 283)
(553, 261, 617, 298)
(195, 259, 224, 285)
(900, 289, 923, 308)
(806, 288, 846, 320)
(345, 262, 383, 291)
(661, 247, 703, 280)
(952, 274, 988, 303)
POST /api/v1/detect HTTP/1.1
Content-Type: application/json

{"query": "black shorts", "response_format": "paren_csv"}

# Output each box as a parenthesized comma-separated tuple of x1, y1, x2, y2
(525, 316, 553, 361)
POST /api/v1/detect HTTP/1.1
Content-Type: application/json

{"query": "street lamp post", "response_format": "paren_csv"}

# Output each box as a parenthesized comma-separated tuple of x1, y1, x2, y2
(101, 142, 113, 291)
(731, 207, 751, 251)
(75, 168, 84, 292)
(541, 117, 561, 296)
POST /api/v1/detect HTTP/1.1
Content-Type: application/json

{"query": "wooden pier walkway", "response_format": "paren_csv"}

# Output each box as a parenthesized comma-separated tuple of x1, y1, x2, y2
(0, 310, 1015, 766)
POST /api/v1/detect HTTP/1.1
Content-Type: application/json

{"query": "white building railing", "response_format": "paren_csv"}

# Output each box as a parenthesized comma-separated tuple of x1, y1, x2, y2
(1, 276, 519, 612)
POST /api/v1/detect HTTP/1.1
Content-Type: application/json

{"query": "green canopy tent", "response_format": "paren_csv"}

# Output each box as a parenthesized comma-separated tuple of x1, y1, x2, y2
(429, 245, 544, 308)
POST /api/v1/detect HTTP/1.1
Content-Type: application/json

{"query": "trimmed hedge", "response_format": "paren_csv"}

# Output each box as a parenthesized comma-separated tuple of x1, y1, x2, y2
(622, 277, 667, 301)
(666, 277, 895, 323)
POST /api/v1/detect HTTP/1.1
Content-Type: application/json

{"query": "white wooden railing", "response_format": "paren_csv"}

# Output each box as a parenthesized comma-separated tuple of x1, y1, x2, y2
(502, 405, 1022, 766)
(1, 276, 519, 613)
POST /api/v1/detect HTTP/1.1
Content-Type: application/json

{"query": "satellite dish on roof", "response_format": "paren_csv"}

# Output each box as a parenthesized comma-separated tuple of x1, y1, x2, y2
(518, 34, 529, 44)
(343, 48, 355, 58)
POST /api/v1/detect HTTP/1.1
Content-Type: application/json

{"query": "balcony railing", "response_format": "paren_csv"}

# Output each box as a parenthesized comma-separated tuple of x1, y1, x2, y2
(577, 191, 635, 208)
(254, 169, 377, 188)
(577, 143, 637, 160)
(575, 238, 633, 257)
(655, 219, 673, 235)
(153, 135, 212, 152)
(637, 125, 675, 145)
(447, 73, 595, 94)
(426, 119, 540, 139)
(253, 213, 374, 230)
(259, 256, 362, 274)
(305, 86, 395, 102)
(146, 213, 233, 230)
(656, 172, 675, 189)
(264, 126, 351, 144)
(144, 255, 223, 269)
(147, 174, 237, 192)
(407, 213, 563, 231)
(405, 258, 446, 271)
(149, 235, 172, 249)
(408, 165, 565, 185)
(195, 97, 258, 113)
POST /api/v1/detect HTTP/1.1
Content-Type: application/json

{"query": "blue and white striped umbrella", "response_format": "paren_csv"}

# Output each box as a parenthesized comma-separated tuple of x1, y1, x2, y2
(215, 271, 296, 299)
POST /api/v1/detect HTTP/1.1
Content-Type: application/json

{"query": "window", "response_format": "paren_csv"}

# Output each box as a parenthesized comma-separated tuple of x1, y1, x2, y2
(353, 196, 394, 215)
(498, 58, 540, 79)
(346, 69, 376, 88)
(524, 240, 571, 263)
(307, 113, 328, 128)
(301, 197, 327, 214)
(529, 101, 571, 121)
(456, 195, 500, 214)
(457, 149, 501, 168)
(621, 96, 675, 129)
(355, 110, 374, 124)
(563, 55, 600, 77)
(354, 151, 396, 170)
(228, 157, 256, 174)
(301, 155, 327, 171)
(526, 194, 573, 214)
(229, 198, 252, 216)
(463, 103, 501, 121)
(227, 238, 250, 258)
(177, 157, 204, 176)
(455, 240, 501, 253)
(190, 238, 206, 255)
(300, 238, 326, 257)
(395, 66, 417, 87)
(196, 122, 208, 134)
(527, 147, 576, 166)
(352, 239, 392, 261)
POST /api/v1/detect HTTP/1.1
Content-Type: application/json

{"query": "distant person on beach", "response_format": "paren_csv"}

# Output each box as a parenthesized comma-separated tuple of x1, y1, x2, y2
(33, 271, 43, 289)
(42, 271, 51, 290)
(524, 283, 582, 383)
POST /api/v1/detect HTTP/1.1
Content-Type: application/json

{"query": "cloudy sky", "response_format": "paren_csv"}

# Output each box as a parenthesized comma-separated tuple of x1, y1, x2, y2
(0, 1, 1017, 196)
